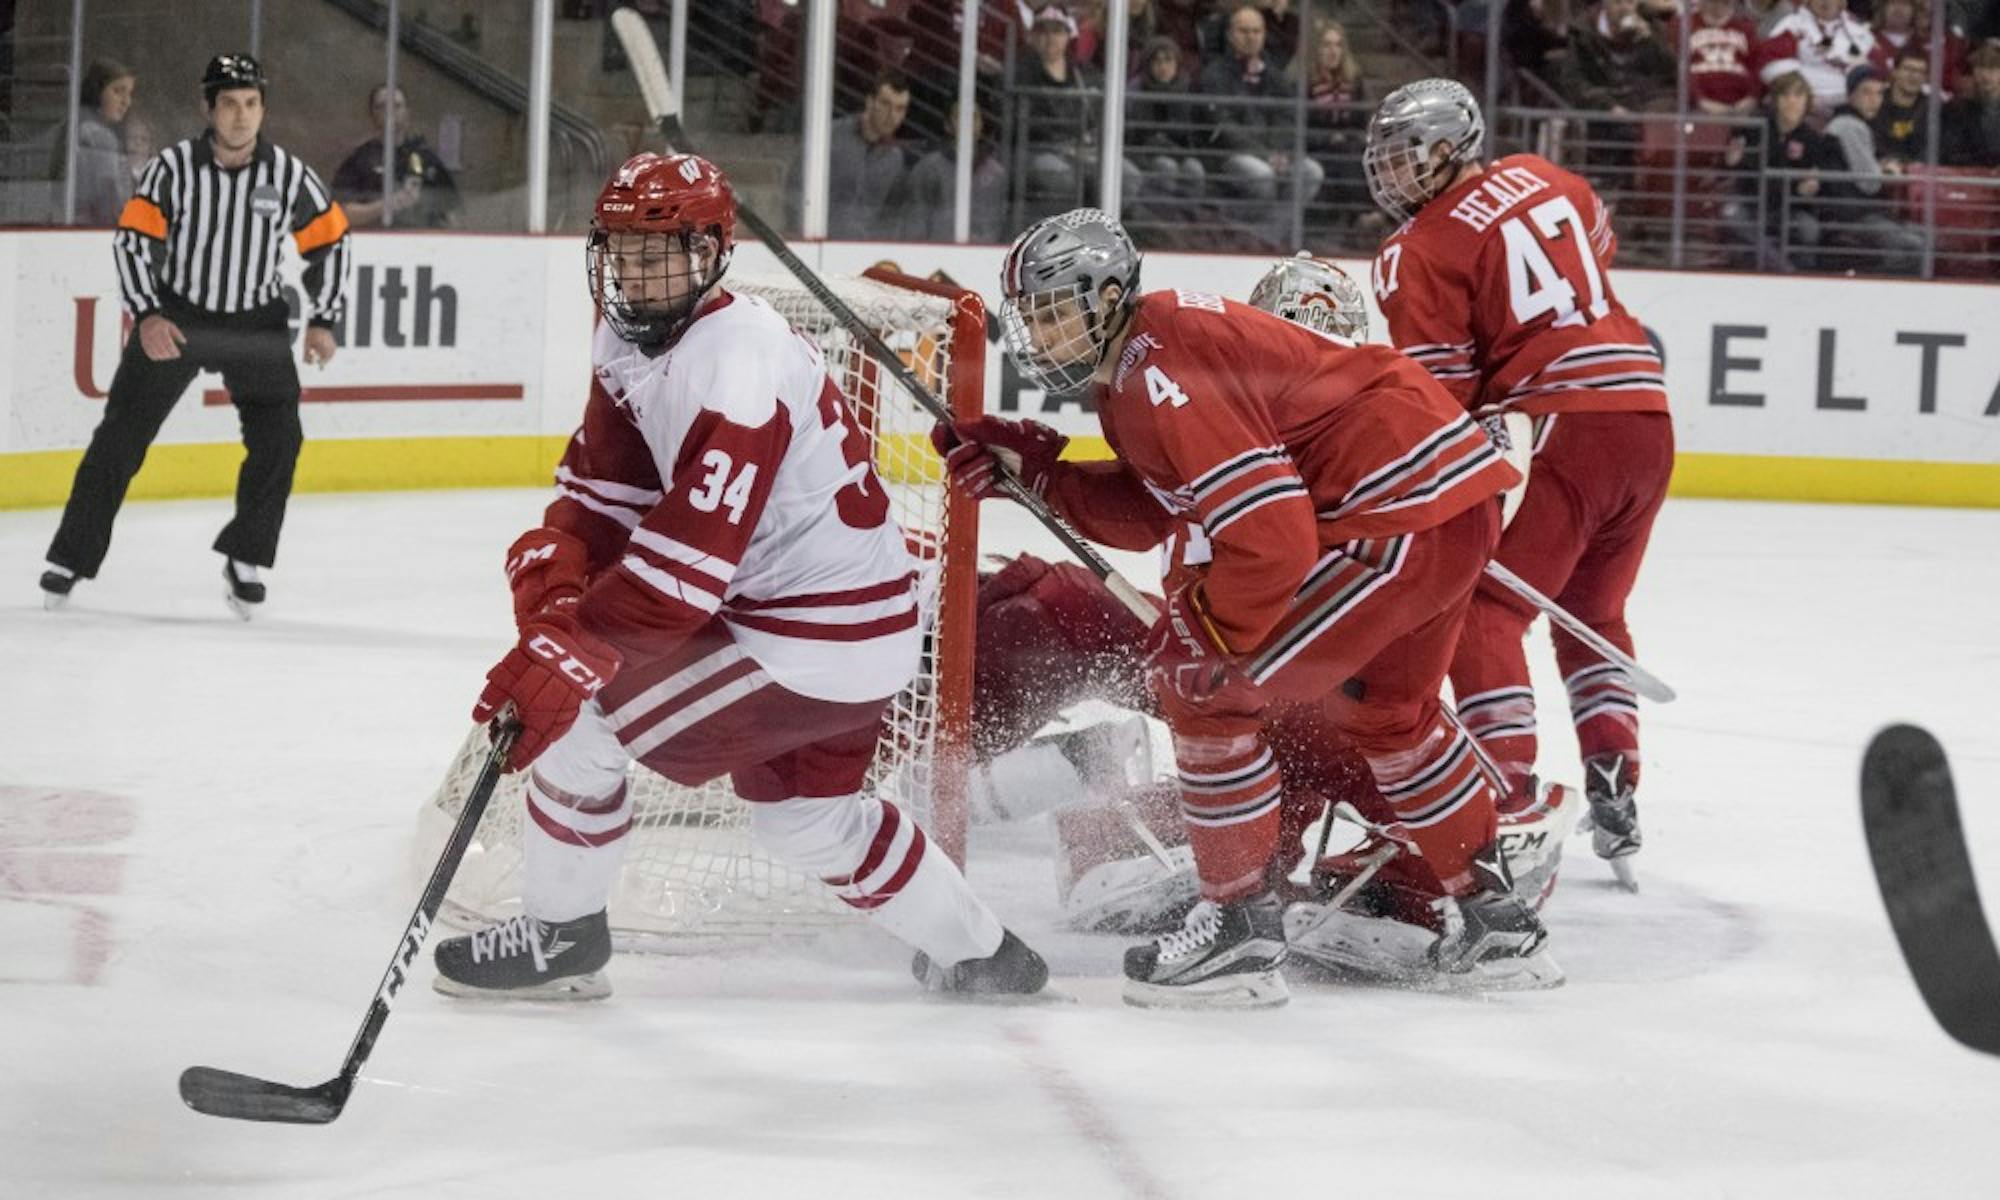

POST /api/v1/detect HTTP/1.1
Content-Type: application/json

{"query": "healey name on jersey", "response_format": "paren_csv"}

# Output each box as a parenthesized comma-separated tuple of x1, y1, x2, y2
(1372, 153, 1669, 421)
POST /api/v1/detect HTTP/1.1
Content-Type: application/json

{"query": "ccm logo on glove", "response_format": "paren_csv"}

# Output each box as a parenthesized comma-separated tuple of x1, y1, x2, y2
(526, 632, 610, 694)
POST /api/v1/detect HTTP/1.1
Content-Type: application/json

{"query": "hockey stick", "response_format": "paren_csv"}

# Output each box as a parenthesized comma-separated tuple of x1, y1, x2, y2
(1481, 560, 1676, 704)
(178, 721, 521, 1124)
(607, 7, 1158, 624)
(1861, 723, 2000, 1056)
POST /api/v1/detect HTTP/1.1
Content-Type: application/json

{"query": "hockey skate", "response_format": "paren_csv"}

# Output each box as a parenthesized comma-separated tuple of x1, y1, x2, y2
(223, 560, 265, 621)
(1123, 893, 1289, 1009)
(39, 567, 75, 611)
(912, 929, 1051, 997)
(1427, 843, 1563, 991)
(1583, 753, 1641, 892)
(433, 910, 613, 1001)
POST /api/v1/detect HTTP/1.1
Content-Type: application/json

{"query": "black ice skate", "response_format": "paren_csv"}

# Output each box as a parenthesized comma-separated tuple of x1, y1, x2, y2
(433, 910, 613, 1001)
(1584, 752, 1641, 892)
(912, 929, 1050, 997)
(1428, 842, 1563, 991)
(40, 566, 76, 611)
(1122, 892, 1289, 1009)
(223, 560, 266, 620)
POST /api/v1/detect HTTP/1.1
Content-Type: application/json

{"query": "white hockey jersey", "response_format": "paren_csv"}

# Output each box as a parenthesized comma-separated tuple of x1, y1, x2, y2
(547, 289, 920, 704)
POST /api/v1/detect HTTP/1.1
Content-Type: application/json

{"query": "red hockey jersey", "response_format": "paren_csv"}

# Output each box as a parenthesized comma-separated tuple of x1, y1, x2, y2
(1373, 154, 1669, 420)
(1046, 291, 1518, 654)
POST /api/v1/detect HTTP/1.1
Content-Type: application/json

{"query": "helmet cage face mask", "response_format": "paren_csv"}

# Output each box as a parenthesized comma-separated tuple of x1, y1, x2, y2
(1363, 79, 1485, 223)
(1249, 255, 1370, 342)
(586, 228, 726, 349)
(1000, 281, 1110, 394)
(998, 207, 1141, 394)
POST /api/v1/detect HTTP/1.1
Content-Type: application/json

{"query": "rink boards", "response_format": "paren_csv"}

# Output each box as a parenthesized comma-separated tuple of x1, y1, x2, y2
(1, 230, 1995, 510)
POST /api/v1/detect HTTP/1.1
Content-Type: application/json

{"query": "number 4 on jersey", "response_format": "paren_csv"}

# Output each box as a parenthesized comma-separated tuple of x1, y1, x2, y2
(1145, 365, 1191, 409)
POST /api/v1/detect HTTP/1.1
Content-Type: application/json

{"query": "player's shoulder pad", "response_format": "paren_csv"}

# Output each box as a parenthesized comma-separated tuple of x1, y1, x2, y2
(665, 292, 800, 426)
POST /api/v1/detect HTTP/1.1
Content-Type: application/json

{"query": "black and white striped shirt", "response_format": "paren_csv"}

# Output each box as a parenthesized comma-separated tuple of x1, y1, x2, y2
(114, 134, 351, 325)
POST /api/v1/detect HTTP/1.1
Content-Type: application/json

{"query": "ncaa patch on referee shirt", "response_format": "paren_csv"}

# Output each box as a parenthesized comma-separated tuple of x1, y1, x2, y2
(250, 185, 282, 218)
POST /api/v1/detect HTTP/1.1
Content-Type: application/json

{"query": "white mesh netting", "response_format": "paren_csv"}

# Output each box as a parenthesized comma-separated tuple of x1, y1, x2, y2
(416, 270, 975, 951)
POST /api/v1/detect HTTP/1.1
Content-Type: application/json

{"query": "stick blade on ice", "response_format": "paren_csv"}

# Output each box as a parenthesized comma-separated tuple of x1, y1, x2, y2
(178, 1065, 350, 1125)
(1861, 723, 2000, 1056)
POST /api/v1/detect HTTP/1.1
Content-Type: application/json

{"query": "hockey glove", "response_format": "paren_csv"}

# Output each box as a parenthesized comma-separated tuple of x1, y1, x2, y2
(1144, 581, 1258, 712)
(502, 526, 591, 626)
(930, 417, 1067, 501)
(473, 612, 623, 772)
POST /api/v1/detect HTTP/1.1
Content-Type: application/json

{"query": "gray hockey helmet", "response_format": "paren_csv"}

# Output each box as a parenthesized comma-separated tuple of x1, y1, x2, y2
(1362, 78, 1486, 222)
(1248, 252, 1370, 342)
(998, 208, 1143, 394)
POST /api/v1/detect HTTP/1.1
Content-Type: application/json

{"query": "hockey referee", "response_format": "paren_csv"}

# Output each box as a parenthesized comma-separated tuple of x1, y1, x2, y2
(40, 53, 352, 617)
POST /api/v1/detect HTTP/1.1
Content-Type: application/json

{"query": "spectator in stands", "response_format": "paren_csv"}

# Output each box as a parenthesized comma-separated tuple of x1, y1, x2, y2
(1197, 3, 1325, 233)
(1873, 46, 1935, 161)
(893, 97, 1006, 243)
(1823, 64, 1929, 270)
(58, 59, 136, 226)
(1504, 0, 1576, 79)
(1087, 0, 1165, 72)
(1867, 0, 1973, 85)
(1560, 0, 1679, 113)
(1941, 39, 2000, 163)
(798, 69, 915, 239)
(1299, 21, 1372, 231)
(1014, 5, 1098, 213)
(1729, 69, 1836, 266)
(1125, 36, 1208, 204)
(1756, 0, 1879, 112)
(332, 85, 460, 229)
(1257, 0, 1304, 70)
(1673, 0, 1764, 114)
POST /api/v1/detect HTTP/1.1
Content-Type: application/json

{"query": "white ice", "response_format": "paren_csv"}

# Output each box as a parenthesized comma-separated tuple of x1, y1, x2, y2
(3, 489, 1997, 1199)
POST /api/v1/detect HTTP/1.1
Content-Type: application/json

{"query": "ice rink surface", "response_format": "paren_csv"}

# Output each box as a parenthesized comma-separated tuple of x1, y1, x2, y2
(3, 487, 1997, 1199)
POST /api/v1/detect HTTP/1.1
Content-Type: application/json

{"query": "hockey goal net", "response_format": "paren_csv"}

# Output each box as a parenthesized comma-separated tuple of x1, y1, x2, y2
(416, 266, 982, 950)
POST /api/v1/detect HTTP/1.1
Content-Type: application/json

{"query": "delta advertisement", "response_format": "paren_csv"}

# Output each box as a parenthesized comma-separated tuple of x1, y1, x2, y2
(1, 230, 1995, 509)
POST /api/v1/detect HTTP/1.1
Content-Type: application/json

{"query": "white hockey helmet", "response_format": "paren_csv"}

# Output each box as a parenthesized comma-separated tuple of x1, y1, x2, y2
(1248, 252, 1370, 342)
(1363, 78, 1486, 222)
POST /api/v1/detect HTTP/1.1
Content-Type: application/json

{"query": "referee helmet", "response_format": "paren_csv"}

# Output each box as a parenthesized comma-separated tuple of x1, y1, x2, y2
(202, 53, 267, 105)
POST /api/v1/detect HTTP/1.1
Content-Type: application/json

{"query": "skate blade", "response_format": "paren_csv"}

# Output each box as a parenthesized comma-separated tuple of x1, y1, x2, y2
(919, 985, 1079, 1007)
(1122, 970, 1289, 1010)
(1608, 855, 1640, 893)
(431, 971, 612, 1002)
(43, 591, 70, 611)
(224, 592, 257, 621)
(1419, 951, 1567, 993)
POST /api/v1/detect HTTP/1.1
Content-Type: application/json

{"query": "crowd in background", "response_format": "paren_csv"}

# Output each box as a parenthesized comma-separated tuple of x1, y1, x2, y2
(25, 56, 462, 230)
(783, 0, 2000, 272)
(7, 0, 2000, 276)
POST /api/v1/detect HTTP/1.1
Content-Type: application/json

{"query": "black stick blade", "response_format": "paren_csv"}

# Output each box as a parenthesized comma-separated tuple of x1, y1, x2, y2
(178, 1066, 351, 1125)
(1861, 724, 2000, 1056)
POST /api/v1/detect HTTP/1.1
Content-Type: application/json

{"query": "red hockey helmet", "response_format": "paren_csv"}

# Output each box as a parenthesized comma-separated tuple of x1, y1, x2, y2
(587, 152, 737, 348)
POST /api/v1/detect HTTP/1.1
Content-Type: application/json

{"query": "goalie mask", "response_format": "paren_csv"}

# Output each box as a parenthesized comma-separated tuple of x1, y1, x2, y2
(587, 152, 736, 349)
(1362, 78, 1485, 223)
(1248, 253, 1370, 342)
(999, 208, 1143, 394)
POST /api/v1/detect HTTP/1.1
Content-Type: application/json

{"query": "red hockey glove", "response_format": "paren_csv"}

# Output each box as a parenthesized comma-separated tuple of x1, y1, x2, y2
(1144, 581, 1257, 712)
(472, 612, 623, 772)
(930, 416, 1067, 501)
(502, 526, 591, 626)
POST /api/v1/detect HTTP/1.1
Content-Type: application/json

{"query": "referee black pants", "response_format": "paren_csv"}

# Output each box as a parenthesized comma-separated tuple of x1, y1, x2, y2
(47, 298, 303, 578)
